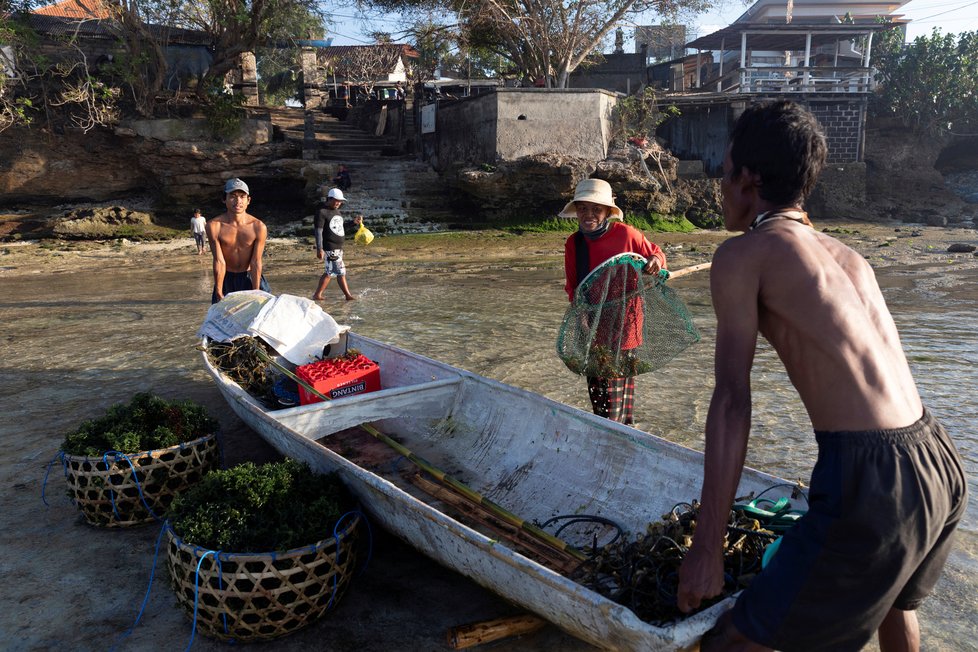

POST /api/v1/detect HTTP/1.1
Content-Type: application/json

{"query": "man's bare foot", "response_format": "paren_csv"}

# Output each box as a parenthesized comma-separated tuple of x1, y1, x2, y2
(345, 295, 357, 301)
(312, 295, 324, 301)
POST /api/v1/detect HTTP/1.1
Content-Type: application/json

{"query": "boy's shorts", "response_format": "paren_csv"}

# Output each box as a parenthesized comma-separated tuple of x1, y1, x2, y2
(323, 249, 346, 277)
(732, 409, 967, 651)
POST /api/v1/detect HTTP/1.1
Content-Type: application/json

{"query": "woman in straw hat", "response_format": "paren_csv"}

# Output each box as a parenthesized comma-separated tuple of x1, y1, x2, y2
(561, 178, 667, 425)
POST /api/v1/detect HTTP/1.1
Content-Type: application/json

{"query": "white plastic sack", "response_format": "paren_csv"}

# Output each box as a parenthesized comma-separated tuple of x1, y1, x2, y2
(198, 292, 349, 366)
(197, 290, 275, 342)
(249, 294, 349, 365)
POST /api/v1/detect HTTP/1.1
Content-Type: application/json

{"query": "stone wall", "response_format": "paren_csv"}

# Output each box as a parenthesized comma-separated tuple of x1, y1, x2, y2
(806, 99, 865, 163)
(431, 94, 499, 172)
(659, 95, 869, 176)
(433, 89, 618, 173)
(0, 118, 300, 208)
(495, 89, 617, 162)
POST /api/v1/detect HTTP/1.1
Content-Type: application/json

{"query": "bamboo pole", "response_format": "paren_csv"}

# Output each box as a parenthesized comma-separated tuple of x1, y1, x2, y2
(447, 614, 547, 649)
(664, 261, 711, 280)
(248, 344, 587, 563)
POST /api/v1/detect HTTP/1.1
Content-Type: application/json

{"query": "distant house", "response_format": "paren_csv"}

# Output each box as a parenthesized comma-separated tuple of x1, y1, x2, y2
(683, 0, 910, 94)
(25, 0, 213, 91)
(316, 44, 419, 114)
(649, 53, 715, 91)
(317, 44, 418, 88)
(654, 0, 913, 175)
(568, 46, 650, 95)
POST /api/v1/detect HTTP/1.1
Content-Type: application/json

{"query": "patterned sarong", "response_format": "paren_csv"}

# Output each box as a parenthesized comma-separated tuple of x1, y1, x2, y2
(586, 376, 635, 425)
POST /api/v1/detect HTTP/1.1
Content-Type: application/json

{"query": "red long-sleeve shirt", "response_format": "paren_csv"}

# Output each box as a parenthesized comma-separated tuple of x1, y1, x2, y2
(563, 221, 666, 301)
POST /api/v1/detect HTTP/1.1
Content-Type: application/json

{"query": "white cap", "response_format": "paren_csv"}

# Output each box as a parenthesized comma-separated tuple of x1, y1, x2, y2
(327, 188, 345, 201)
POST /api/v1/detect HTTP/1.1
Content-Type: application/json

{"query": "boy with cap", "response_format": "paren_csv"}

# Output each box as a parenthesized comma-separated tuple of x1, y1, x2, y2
(206, 178, 270, 303)
(312, 187, 362, 301)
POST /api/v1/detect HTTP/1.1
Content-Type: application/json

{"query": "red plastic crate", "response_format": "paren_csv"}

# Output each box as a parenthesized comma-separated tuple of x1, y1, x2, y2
(295, 354, 381, 404)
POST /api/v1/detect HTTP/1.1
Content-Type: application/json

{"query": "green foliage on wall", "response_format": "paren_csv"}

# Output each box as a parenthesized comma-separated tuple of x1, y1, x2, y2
(872, 26, 978, 135)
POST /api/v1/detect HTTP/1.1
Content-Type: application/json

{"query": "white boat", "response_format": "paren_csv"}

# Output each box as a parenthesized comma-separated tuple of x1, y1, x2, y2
(201, 332, 790, 651)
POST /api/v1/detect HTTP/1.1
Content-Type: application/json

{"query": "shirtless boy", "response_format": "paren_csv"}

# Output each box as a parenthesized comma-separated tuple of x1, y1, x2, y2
(206, 178, 270, 303)
(676, 101, 967, 651)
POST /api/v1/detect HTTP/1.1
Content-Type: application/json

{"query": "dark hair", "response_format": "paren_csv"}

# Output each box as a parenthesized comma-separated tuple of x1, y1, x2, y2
(729, 100, 827, 205)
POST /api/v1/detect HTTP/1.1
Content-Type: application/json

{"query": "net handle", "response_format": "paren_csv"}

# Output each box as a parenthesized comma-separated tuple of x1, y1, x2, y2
(663, 261, 711, 281)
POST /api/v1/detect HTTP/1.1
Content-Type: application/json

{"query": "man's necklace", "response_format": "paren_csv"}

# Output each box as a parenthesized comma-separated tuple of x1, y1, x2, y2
(750, 210, 810, 230)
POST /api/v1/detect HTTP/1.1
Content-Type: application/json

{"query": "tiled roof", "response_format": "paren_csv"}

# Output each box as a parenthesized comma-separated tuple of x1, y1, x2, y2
(26, 12, 211, 46)
(34, 0, 111, 19)
(318, 44, 420, 60)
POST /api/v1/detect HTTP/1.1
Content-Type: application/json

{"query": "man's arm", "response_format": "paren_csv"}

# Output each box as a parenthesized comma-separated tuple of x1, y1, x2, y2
(249, 221, 268, 291)
(677, 243, 760, 613)
(344, 215, 363, 235)
(314, 210, 325, 258)
(206, 220, 227, 300)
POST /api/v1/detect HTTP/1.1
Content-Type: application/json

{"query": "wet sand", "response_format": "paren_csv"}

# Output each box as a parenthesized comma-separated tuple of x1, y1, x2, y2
(1, 221, 976, 652)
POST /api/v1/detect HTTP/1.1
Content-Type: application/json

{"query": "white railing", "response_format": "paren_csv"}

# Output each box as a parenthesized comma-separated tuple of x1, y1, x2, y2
(742, 66, 873, 93)
(703, 66, 874, 94)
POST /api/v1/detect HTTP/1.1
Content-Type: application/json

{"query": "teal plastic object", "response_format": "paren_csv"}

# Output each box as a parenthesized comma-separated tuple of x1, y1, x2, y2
(762, 536, 782, 569)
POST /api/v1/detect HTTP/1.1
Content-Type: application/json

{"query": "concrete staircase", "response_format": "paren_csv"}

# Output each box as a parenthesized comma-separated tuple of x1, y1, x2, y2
(268, 107, 393, 161)
(342, 158, 460, 234)
(265, 107, 454, 234)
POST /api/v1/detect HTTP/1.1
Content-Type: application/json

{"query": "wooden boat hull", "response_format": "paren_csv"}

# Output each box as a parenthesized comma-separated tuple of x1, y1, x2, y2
(202, 334, 788, 650)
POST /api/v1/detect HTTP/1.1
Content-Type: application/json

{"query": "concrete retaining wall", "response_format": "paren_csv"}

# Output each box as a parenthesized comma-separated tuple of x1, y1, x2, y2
(433, 88, 618, 172)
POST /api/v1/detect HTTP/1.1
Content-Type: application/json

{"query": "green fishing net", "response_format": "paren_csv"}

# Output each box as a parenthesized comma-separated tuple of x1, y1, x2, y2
(556, 254, 700, 378)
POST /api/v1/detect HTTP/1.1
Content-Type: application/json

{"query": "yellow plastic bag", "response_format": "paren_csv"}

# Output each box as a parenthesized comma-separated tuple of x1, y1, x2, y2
(354, 223, 374, 245)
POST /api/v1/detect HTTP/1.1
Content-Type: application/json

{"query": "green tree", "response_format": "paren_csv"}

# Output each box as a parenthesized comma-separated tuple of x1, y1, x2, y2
(156, 0, 326, 98)
(872, 26, 978, 134)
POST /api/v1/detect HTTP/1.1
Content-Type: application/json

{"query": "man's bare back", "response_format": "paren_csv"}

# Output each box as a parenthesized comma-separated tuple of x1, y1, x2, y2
(714, 218, 922, 432)
(677, 102, 965, 652)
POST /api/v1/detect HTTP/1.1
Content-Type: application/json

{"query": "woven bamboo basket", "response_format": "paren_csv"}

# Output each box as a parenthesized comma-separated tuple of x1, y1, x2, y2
(62, 433, 219, 527)
(165, 513, 363, 641)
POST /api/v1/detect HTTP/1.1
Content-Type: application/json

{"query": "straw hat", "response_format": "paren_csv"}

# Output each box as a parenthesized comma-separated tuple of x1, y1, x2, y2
(558, 178, 624, 220)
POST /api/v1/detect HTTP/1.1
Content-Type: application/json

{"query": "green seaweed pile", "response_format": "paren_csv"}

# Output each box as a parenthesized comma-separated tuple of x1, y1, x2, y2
(167, 459, 354, 552)
(206, 337, 276, 406)
(61, 392, 219, 456)
(573, 501, 776, 625)
(562, 345, 654, 378)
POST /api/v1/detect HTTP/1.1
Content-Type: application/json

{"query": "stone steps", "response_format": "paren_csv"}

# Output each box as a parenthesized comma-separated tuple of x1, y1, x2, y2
(267, 107, 451, 234)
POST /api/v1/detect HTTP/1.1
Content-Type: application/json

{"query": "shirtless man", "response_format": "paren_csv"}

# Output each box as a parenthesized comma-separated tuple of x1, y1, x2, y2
(676, 101, 967, 651)
(206, 178, 270, 303)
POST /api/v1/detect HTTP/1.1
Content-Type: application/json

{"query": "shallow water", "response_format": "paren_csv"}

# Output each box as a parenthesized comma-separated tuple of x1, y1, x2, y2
(1, 239, 976, 649)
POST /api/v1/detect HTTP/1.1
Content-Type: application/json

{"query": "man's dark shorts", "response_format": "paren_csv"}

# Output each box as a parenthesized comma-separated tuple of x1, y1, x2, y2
(211, 271, 271, 304)
(732, 409, 967, 651)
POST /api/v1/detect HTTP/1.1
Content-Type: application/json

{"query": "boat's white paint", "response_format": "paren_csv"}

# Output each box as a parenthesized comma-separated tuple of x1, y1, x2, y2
(203, 334, 788, 650)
